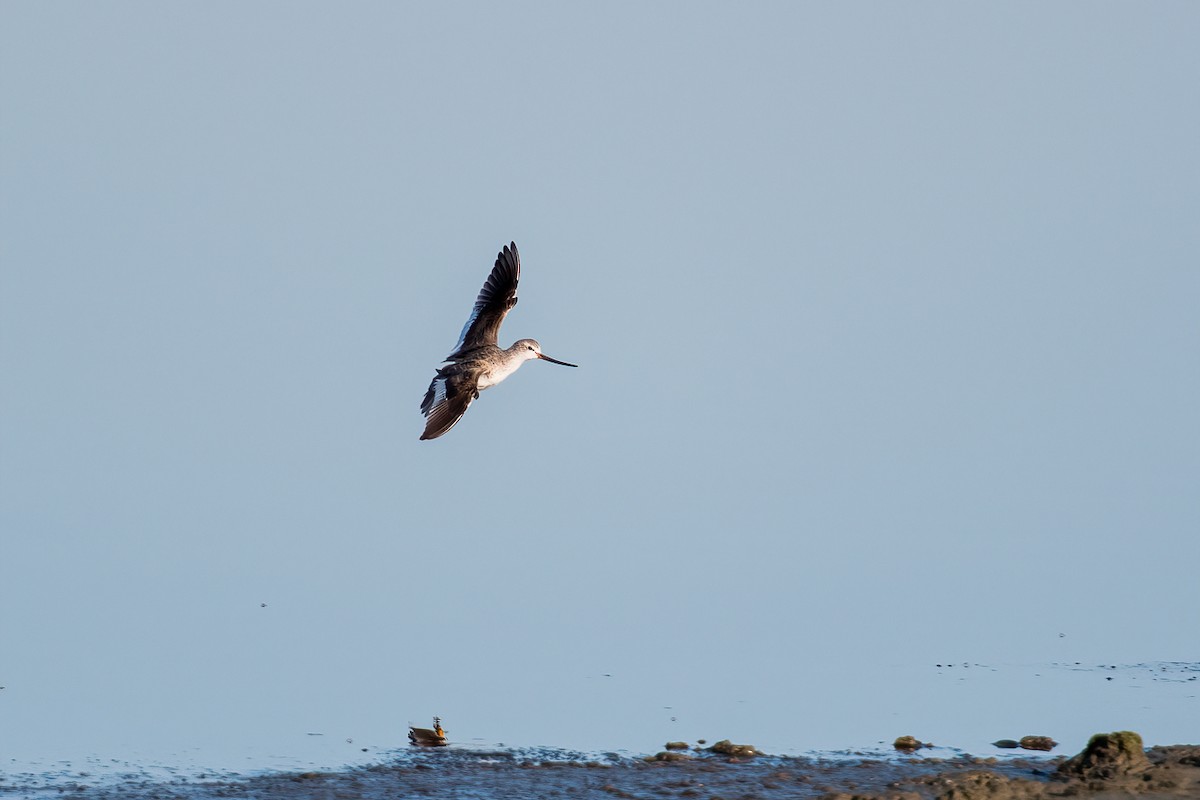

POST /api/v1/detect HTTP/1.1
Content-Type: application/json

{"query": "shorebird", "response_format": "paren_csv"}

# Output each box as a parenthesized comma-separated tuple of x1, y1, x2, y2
(408, 716, 448, 746)
(419, 242, 577, 440)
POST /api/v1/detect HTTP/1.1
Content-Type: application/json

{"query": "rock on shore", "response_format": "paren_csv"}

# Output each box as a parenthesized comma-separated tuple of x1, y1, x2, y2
(875, 731, 1199, 800)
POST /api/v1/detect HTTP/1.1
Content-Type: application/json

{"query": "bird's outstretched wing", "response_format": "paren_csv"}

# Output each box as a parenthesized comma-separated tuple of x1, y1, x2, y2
(448, 242, 520, 357)
(419, 368, 474, 440)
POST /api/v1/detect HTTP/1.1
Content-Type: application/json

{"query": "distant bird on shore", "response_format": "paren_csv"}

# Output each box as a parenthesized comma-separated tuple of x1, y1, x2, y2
(408, 716, 448, 746)
(419, 242, 577, 440)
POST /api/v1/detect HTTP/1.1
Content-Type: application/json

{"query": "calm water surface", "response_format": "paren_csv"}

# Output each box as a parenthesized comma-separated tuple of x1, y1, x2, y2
(3, 658, 1195, 788)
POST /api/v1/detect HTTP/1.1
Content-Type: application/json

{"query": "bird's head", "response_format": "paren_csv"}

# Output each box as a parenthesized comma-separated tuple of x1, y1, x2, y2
(514, 338, 578, 368)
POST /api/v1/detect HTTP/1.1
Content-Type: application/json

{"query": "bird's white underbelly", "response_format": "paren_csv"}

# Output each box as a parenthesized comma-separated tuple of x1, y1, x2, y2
(476, 360, 523, 391)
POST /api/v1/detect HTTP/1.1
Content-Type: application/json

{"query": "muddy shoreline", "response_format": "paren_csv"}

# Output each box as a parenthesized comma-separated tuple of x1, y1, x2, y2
(3, 733, 1197, 799)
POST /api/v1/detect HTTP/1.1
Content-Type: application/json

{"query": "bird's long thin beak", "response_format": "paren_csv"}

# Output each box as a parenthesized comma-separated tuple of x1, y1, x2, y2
(538, 353, 578, 367)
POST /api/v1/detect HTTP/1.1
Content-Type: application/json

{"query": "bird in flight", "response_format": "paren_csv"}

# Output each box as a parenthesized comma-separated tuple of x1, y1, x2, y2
(419, 242, 577, 440)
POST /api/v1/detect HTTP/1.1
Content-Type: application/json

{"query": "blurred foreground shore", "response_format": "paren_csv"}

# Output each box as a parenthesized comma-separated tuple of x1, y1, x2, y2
(3, 731, 1197, 799)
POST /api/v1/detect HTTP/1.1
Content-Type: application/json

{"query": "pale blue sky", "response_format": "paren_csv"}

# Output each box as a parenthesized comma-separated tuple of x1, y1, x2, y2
(2, 1, 1198, 769)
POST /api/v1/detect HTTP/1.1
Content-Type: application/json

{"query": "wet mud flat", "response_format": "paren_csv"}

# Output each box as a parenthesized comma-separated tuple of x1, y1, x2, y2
(6, 733, 1199, 800)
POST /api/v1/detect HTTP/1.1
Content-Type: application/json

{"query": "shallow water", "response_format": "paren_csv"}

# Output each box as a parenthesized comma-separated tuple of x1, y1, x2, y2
(2, 743, 1063, 800)
(2, 660, 1195, 793)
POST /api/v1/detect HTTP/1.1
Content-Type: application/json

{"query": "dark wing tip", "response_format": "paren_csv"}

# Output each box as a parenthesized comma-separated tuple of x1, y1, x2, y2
(496, 241, 520, 281)
(419, 384, 473, 441)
